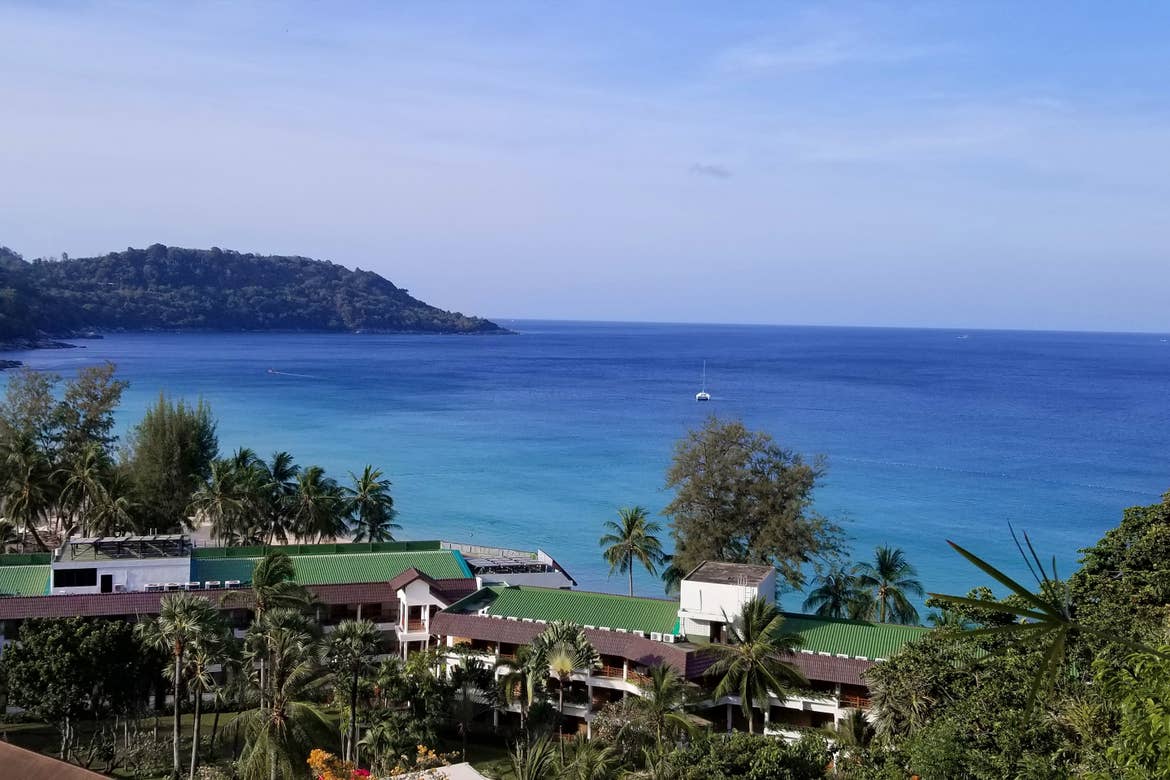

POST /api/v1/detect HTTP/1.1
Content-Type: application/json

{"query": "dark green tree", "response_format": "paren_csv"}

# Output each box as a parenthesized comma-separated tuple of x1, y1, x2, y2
(123, 394, 218, 532)
(663, 417, 837, 587)
(853, 546, 923, 625)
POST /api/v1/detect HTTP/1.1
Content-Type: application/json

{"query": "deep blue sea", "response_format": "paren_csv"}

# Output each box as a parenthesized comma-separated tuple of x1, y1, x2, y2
(5, 321, 1169, 607)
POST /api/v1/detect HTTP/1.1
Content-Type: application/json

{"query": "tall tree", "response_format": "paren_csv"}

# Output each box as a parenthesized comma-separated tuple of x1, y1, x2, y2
(706, 596, 808, 734)
(123, 394, 218, 532)
(54, 362, 127, 462)
(183, 614, 235, 780)
(634, 663, 696, 752)
(853, 546, 923, 625)
(259, 451, 298, 544)
(0, 434, 54, 549)
(228, 609, 336, 780)
(497, 644, 544, 736)
(802, 563, 865, 619)
(190, 459, 248, 543)
(0, 367, 60, 455)
(344, 465, 399, 542)
(528, 621, 601, 763)
(135, 592, 222, 780)
(663, 417, 838, 587)
(327, 619, 382, 762)
(599, 506, 666, 596)
(289, 465, 345, 542)
(56, 442, 114, 536)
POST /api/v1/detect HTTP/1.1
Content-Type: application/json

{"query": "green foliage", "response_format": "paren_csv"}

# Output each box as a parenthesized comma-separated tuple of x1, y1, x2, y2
(123, 393, 218, 532)
(852, 546, 924, 625)
(706, 596, 807, 734)
(0, 243, 500, 335)
(663, 416, 838, 587)
(664, 732, 832, 780)
(599, 505, 666, 596)
(344, 465, 399, 542)
(1093, 649, 1170, 778)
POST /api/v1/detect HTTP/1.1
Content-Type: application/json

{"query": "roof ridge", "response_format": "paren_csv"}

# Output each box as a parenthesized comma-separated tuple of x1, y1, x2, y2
(782, 611, 930, 631)
(489, 584, 677, 604)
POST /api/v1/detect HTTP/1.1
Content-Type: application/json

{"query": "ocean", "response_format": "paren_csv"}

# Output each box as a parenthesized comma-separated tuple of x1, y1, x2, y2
(5, 321, 1169, 607)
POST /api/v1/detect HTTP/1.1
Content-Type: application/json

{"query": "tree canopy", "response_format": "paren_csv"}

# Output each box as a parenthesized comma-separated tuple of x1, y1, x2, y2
(663, 416, 838, 587)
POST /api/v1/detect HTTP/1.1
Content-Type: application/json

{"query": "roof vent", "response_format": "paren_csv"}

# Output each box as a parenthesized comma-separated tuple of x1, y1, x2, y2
(615, 628, 628, 633)
(521, 618, 534, 623)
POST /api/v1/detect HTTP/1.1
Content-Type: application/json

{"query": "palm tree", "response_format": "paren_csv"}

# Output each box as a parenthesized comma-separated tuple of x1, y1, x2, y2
(565, 734, 619, 780)
(450, 648, 497, 762)
(853, 546, 923, 625)
(288, 465, 345, 542)
(635, 663, 696, 751)
(228, 609, 336, 780)
(529, 621, 601, 763)
(0, 518, 23, 553)
(497, 644, 543, 736)
(88, 471, 136, 536)
(599, 506, 666, 596)
(259, 451, 298, 544)
(509, 734, 559, 780)
(190, 459, 247, 543)
(135, 591, 222, 780)
(344, 465, 400, 542)
(184, 616, 235, 780)
(56, 442, 113, 537)
(0, 435, 54, 549)
(327, 619, 382, 762)
(706, 595, 808, 734)
(802, 564, 864, 619)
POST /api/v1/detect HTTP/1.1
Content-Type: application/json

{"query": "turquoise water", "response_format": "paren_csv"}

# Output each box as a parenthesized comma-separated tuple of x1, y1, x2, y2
(6, 322, 1169, 605)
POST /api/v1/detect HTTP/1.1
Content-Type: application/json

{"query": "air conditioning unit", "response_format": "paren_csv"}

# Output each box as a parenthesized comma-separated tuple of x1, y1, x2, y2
(113, 584, 126, 593)
(164, 583, 182, 591)
(144, 584, 161, 592)
(225, 580, 241, 588)
(206, 581, 223, 590)
(615, 628, 628, 633)
(650, 632, 663, 642)
(185, 582, 200, 590)
(664, 634, 678, 643)
(521, 618, 534, 623)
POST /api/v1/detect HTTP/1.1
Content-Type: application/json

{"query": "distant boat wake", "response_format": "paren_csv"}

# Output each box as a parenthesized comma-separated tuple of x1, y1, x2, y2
(266, 369, 319, 379)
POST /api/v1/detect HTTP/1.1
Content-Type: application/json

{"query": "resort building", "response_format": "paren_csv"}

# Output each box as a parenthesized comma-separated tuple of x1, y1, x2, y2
(0, 534, 927, 738)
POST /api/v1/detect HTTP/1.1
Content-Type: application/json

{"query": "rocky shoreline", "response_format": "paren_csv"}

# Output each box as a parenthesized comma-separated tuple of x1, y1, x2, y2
(0, 335, 93, 369)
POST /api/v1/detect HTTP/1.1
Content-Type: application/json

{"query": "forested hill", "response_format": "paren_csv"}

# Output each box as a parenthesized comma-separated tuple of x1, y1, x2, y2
(0, 244, 503, 340)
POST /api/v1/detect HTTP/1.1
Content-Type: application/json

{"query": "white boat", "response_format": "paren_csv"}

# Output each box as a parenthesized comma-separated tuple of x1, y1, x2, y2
(695, 361, 711, 402)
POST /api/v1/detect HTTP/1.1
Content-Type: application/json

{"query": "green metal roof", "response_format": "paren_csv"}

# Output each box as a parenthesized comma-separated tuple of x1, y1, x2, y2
(192, 549, 472, 585)
(779, 613, 929, 661)
(0, 564, 50, 596)
(450, 585, 681, 635)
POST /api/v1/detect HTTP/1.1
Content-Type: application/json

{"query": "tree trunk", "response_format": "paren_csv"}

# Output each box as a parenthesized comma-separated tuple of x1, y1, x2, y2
(628, 553, 634, 597)
(746, 691, 754, 735)
(349, 667, 359, 763)
(172, 652, 183, 779)
(210, 698, 221, 760)
(188, 683, 202, 780)
(558, 683, 566, 765)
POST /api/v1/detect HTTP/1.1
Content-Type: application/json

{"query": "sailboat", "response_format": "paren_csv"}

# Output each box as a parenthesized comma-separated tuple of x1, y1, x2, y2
(695, 361, 711, 402)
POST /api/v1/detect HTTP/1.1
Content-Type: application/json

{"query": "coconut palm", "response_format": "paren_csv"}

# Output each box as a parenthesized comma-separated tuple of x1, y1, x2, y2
(190, 459, 248, 543)
(828, 708, 875, 753)
(853, 546, 924, 625)
(259, 451, 298, 544)
(228, 609, 336, 780)
(802, 564, 865, 619)
(183, 615, 235, 780)
(55, 442, 113, 537)
(88, 471, 136, 537)
(344, 465, 400, 542)
(529, 621, 600, 762)
(634, 663, 696, 751)
(288, 465, 346, 542)
(327, 619, 382, 762)
(135, 591, 222, 780)
(706, 595, 808, 734)
(599, 506, 666, 596)
(0, 434, 54, 549)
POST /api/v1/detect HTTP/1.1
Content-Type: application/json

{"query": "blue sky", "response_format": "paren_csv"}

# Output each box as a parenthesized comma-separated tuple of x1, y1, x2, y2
(1, 2, 1168, 331)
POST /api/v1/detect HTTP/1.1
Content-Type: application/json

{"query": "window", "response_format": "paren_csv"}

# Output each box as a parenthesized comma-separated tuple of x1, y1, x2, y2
(53, 568, 98, 588)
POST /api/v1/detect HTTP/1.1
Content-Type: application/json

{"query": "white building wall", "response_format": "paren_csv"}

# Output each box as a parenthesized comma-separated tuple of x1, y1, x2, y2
(50, 558, 192, 595)
(678, 569, 777, 637)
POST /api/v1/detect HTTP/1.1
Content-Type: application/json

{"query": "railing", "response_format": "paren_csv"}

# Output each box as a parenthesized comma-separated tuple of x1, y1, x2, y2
(839, 694, 871, 709)
(405, 619, 426, 632)
(593, 665, 624, 679)
(627, 670, 651, 686)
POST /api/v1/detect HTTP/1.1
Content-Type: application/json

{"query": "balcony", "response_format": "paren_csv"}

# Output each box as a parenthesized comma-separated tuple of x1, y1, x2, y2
(839, 694, 871, 709)
(593, 665, 624, 680)
(403, 618, 426, 632)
